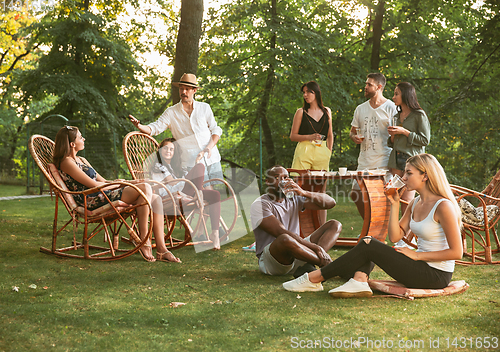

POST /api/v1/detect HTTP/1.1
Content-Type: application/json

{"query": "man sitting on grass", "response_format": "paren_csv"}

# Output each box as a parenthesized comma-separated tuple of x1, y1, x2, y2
(250, 165, 341, 277)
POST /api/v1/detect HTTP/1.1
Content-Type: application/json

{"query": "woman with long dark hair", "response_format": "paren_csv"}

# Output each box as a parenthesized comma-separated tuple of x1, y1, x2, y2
(149, 138, 222, 250)
(53, 126, 180, 263)
(290, 81, 334, 171)
(387, 82, 431, 214)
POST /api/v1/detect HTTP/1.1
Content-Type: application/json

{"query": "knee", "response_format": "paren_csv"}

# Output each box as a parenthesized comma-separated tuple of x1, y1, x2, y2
(151, 194, 162, 205)
(138, 183, 152, 197)
(326, 219, 342, 233)
(193, 163, 205, 174)
(209, 190, 220, 203)
(274, 233, 297, 249)
(360, 236, 382, 248)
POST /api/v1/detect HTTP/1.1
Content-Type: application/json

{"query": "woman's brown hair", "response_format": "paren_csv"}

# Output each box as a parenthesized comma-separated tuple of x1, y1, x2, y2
(157, 137, 182, 177)
(301, 81, 327, 115)
(53, 126, 79, 169)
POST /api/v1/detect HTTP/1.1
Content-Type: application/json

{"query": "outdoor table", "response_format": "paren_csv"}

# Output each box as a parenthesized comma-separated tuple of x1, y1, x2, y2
(288, 169, 390, 246)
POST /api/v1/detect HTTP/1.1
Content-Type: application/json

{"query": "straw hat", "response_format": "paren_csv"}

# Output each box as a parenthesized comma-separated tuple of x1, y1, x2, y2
(172, 73, 200, 88)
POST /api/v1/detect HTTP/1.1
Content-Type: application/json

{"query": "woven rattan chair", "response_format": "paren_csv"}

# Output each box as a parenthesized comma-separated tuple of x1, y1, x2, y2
(29, 134, 153, 260)
(451, 170, 500, 265)
(123, 131, 238, 249)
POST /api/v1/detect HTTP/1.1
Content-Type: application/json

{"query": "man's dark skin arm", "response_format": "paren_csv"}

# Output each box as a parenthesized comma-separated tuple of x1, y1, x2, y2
(284, 178, 336, 211)
(257, 215, 331, 266)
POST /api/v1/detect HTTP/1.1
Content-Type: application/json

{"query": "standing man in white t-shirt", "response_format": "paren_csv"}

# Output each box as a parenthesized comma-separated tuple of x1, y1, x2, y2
(349, 73, 397, 218)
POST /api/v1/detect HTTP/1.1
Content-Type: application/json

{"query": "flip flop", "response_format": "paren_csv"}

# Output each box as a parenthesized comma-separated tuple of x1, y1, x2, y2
(156, 251, 181, 263)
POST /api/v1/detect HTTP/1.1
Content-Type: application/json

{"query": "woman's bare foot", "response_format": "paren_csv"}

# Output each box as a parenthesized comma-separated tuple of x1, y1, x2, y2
(210, 230, 220, 250)
(156, 250, 181, 263)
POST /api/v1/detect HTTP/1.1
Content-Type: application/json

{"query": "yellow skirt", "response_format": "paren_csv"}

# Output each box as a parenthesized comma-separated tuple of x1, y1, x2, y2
(291, 141, 331, 171)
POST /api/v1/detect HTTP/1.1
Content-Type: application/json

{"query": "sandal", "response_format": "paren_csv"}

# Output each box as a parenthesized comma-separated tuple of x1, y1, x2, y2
(156, 250, 181, 263)
(132, 238, 156, 262)
(138, 244, 156, 262)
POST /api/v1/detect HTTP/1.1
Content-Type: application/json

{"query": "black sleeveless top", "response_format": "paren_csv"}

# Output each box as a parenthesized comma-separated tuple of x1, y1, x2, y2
(297, 110, 330, 136)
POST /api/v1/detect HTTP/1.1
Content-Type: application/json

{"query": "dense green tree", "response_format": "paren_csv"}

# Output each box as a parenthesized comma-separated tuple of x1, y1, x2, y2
(170, 0, 204, 104)
(201, 0, 366, 172)
(17, 0, 141, 125)
(199, 0, 496, 190)
(13, 0, 160, 178)
(430, 0, 500, 187)
(0, 11, 39, 177)
(2, 0, 498, 190)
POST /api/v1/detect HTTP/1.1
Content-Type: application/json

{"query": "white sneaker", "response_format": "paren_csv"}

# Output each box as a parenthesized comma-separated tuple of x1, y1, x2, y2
(328, 278, 373, 298)
(283, 273, 324, 292)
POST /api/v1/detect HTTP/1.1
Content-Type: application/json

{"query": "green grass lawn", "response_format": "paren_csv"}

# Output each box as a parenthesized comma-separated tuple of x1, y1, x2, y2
(0, 184, 30, 198)
(1, 195, 499, 352)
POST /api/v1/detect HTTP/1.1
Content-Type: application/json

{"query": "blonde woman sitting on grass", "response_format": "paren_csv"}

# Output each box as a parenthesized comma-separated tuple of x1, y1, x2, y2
(282, 153, 462, 297)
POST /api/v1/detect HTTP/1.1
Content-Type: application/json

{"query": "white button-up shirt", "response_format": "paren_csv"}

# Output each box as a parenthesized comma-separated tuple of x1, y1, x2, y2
(147, 100, 223, 168)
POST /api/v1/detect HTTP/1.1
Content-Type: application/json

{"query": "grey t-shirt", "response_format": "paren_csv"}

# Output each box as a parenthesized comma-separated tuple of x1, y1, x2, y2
(250, 194, 306, 258)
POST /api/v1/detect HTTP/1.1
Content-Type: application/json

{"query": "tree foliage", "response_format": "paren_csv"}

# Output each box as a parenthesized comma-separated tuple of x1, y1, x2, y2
(201, 0, 367, 171)
(199, 0, 498, 189)
(0, 10, 39, 176)
(16, 0, 141, 126)
(1, 0, 499, 190)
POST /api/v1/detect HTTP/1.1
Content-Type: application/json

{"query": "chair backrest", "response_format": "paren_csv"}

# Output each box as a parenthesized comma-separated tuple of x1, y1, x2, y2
(483, 168, 500, 206)
(29, 135, 79, 212)
(123, 132, 159, 180)
(28, 134, 55, 186)
(47, 163, 79, 211)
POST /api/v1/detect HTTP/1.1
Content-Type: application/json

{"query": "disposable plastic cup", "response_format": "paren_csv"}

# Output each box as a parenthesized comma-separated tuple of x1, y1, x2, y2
(339, 167, 348, 176)
(279, 180, 294, 198)
(356, 128, 365, 141)
(313, 134, 325, 146)
(385, 174, 405, 195)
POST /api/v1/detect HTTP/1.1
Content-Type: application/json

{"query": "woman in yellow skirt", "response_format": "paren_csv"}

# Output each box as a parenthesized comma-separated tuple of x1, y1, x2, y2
(290, 81, 333, 171)
(290, 81, 334, 225)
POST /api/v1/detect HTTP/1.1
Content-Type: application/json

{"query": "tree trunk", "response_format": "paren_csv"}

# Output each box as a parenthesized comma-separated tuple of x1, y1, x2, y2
(257, 0, 277, 169)
(258, 60, 276, 169)
(370, 1, 385, 71)
(171, 0, 204, 104)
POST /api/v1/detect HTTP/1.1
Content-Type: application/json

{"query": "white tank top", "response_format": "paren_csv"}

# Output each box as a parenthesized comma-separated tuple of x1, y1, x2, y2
(410, 196, 455, 273)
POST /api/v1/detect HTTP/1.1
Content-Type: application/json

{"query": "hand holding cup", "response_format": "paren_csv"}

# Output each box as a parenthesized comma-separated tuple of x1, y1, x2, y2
(312, 134, 325, 146)
(384, 174, 406, 201)
(355, 128, 365, 142)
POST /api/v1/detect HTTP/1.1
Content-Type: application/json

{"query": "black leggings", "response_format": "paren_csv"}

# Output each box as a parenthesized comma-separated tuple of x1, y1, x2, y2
(320, 238, 453, 289)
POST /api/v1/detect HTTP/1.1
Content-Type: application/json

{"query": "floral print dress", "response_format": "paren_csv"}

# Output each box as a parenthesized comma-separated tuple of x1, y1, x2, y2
(59, 160, 124, 210)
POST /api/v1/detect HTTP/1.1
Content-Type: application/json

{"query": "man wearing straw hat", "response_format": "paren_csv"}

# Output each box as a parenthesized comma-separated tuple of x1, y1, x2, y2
(129, 73, 223, 183)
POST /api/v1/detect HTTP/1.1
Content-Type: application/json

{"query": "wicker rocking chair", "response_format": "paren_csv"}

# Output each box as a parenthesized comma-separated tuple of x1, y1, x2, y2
(451, 170, 500, 265)
(29, 134, 153, 260)
(123, 131, 238, 249)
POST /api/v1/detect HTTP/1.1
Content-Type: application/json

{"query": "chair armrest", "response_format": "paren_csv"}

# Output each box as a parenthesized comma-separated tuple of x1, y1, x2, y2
(451, 185, 500, 227)
(79, 181, 135, 196)
(451, 185, 500, 205)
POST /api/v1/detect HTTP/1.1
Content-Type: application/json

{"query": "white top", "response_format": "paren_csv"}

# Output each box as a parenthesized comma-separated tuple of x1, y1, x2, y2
(410, 196, 455, 273)
(351, 99, 397, 170)
(148, 162, 185, 196)
(147, 100, 223, 168)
